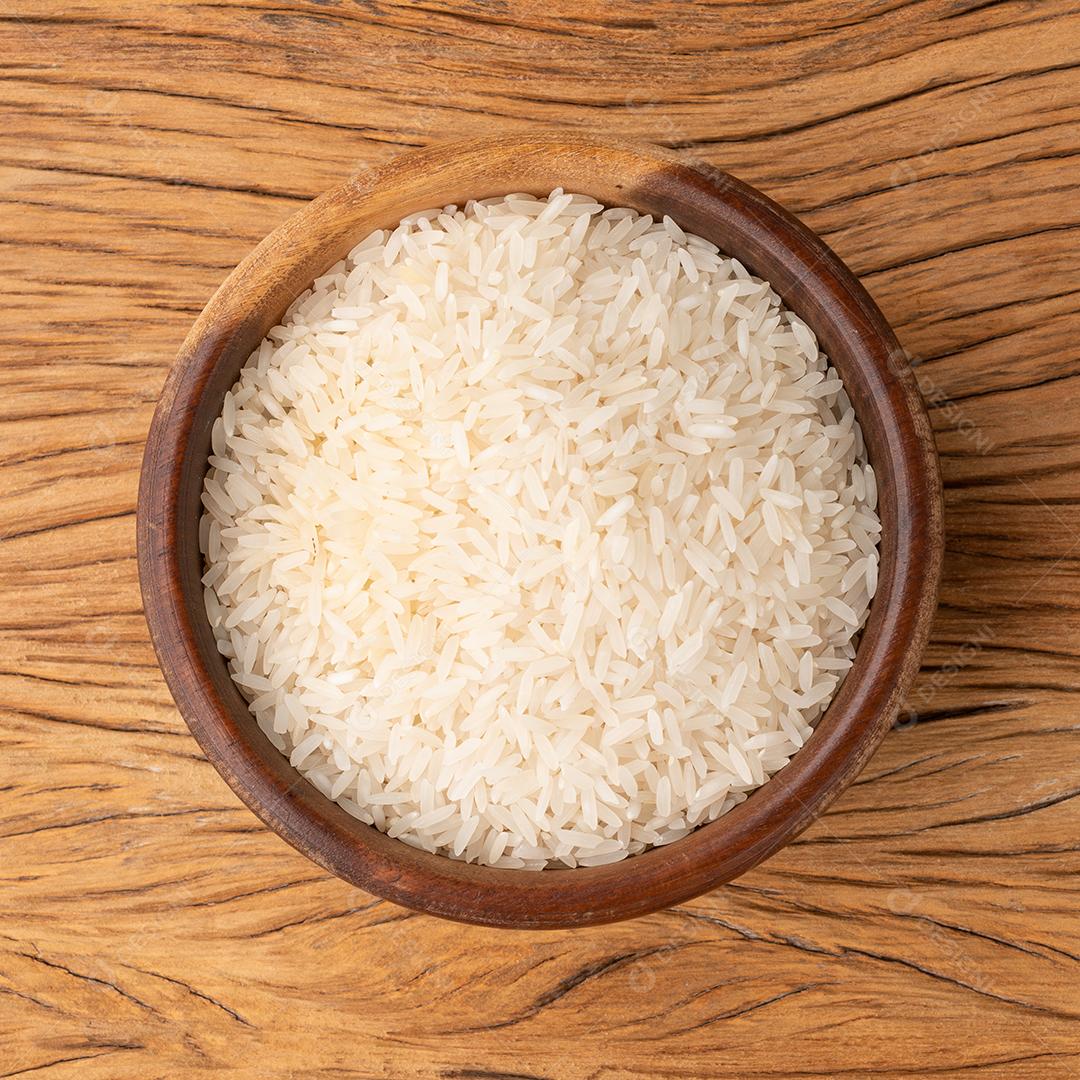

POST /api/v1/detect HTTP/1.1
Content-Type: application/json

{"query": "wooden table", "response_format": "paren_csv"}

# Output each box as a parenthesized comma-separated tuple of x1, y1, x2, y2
(3, 2, 1079, 1076)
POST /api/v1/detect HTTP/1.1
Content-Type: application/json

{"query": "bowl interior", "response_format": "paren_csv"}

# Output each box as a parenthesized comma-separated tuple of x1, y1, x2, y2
(139, 134, 942, 928)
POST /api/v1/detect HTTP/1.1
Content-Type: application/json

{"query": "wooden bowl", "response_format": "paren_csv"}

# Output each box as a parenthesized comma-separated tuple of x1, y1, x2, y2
(138, 134, 943, 929)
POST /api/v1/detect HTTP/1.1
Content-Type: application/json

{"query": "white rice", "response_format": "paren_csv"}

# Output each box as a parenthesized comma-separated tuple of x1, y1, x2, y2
(200, 190, 881, 870)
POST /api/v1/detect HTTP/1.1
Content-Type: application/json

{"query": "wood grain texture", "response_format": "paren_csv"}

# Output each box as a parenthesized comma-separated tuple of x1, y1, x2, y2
(1, 0, 1077, 1073)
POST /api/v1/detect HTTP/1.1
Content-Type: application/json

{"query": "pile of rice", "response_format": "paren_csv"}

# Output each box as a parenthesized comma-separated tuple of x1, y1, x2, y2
(200, 190, 881, 869)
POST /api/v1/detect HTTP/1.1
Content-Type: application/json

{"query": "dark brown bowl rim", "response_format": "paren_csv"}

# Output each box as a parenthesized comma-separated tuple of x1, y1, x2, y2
(137, 134, 943, 929)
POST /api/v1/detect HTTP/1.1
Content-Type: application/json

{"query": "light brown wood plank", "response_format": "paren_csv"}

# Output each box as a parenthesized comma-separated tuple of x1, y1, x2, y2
(2, 0, 1079, 1076)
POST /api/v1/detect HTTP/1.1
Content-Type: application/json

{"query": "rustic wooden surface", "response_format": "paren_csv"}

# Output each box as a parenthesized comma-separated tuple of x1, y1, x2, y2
(2, 1, 1078, 1076)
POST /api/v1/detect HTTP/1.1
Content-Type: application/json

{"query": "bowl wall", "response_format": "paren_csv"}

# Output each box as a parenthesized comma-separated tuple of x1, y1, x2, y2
(138, 134, 943, 928)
